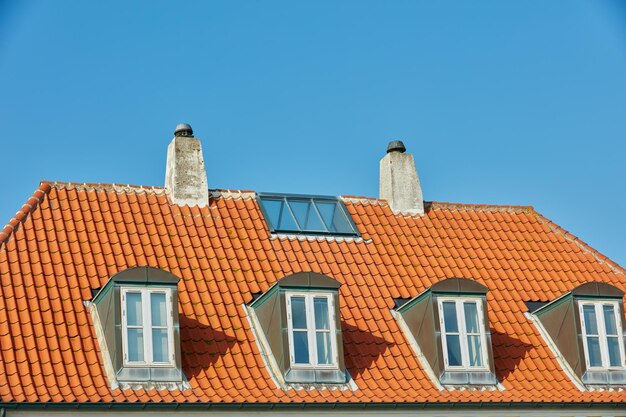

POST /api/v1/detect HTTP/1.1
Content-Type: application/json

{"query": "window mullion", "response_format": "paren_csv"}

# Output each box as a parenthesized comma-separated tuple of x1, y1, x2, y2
(306, 295, 317, 366)
(596, 303, 608, 368)
(598, 303, 605, 368)
(458, 301, 470, 368)
(143, 291, 152, 364)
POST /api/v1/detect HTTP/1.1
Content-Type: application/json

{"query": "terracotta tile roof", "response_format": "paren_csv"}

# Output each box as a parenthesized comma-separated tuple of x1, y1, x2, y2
(0, 180, 625, 404)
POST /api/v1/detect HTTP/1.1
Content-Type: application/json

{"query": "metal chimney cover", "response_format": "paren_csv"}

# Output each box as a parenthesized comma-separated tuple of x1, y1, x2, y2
(174, 123, 194, 137)
(386, 140, 406, 154)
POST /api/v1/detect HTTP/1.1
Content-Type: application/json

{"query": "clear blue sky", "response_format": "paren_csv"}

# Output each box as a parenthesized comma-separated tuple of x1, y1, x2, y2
(1, 1, 626, 266)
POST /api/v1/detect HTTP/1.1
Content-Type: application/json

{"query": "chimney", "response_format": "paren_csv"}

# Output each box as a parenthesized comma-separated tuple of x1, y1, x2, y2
(165, 123, 209, 207)
(379, 140, 424, 215)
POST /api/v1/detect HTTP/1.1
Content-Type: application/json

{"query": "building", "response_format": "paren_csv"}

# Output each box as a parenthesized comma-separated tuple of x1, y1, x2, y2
(0, 124, 625, 416)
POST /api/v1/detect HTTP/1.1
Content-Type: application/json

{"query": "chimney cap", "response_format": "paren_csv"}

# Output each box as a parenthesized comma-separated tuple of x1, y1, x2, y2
(174, 123, 194, 137)
(386, 140, 406, 154)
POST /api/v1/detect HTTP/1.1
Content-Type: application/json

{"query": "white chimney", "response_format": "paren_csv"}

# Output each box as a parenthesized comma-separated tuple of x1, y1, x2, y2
(165, 123, 209, 207)
(379, 140, 424, 215)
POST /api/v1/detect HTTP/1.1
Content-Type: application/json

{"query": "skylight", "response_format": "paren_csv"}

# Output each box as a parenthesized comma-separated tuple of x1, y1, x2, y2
(257, 193, 360, 237)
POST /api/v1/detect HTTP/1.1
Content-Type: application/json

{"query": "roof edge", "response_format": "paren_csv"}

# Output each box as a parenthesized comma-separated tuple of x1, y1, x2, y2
(0, 182, 51, 248)
(532, 210, 626, 278)
(1, 401, 625, 411)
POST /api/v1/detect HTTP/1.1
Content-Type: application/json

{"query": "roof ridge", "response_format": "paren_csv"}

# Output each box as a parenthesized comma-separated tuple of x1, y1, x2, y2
(531, 210, 626, 278)
(0, 182, 51, 248)
(42, 181, 259, 200)
(210, 189, 257, 199)
(428, 201, 536, 213)
(341, 197, 535, 213)
(42, 180, 167, 192)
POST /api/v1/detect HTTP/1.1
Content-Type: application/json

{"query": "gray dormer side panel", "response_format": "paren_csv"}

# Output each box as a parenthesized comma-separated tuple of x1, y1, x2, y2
(399, 292, 442, 377)
(253, 287, 287, 376)
(94, 284, 117, 364)
(535, 294, 583, 378)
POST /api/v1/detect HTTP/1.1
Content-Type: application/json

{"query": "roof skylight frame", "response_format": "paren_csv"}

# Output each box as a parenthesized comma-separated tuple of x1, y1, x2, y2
(257, 192, 361, 237)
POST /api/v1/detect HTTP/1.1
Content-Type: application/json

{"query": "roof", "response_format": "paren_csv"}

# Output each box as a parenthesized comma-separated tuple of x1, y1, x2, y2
(0, 180, 625, 406)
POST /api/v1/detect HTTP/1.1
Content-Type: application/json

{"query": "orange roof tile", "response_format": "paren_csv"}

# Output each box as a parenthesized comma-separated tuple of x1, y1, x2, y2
(0, 181, 625, 405)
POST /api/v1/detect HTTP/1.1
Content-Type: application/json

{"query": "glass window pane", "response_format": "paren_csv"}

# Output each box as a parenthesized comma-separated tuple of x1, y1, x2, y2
(442, 302, 458, 333)
(293, 331, 309, 364)
(464, 302, 480, 333)
(126, 292, 142, 326)
(446, 335, 462, 366)
(587, 337, 602, 367)
(316, 332, 332, 365)
(290, 297, 307, 329)
(152, 328, 169, 362)
(607, 337, 622, 367)
(603, 305, 618, 336)
(289, 201, 326, 232)
(127, 328, 144, 362)
(314, 297, 330, 330)
(151, 292, 167, 327)
(583, 305, 598, 335)
(315, 201, 352, 234)
(261, 198, 299, 231)
(467, 335, 483, 367)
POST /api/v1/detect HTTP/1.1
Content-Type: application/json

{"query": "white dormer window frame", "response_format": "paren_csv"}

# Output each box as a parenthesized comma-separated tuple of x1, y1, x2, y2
(579, 300, 626, 370)
(286, 292, 338, 369)
(121, 287, 175, 367)
(437, 297, 490, 371)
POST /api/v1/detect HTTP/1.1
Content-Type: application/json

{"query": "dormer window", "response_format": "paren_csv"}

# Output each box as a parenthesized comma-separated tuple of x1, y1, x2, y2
(89, 267, 184, 388)
(438, 298, 488, 370)
(579, 301, 625, 370)
(286, 292, 337, 368)
(246, 272, 348, 386)
(530, 282, 626, 389)
(121, 288, 175, 366)
(393, 278, 498, 389)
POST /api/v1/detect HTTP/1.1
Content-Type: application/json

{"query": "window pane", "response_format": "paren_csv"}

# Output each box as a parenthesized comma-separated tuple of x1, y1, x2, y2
(446, 335, 462, 366)
(586, 336, 602, 367)
(127, 328, 144, 362)
(261, 198, 299, 231)
(607, 337, 622, 367)
(293, 331, 309, 364)
(467, 335, 483, 367)
(583, 305, 598, 335)
(289, 201, 326, 232)
(126, 292, 142, 326)
(314, 297, 330, 330)
(464, 302, 480, 333)
(316, 332, 332, 365)
(152, 328, 169, 362)
(151, 292, 167, 327)
(603, 305, 618, 336)
(290, 297, 307, 329)
(442, 302, 458, 333)
(315, 201, 352, 234)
